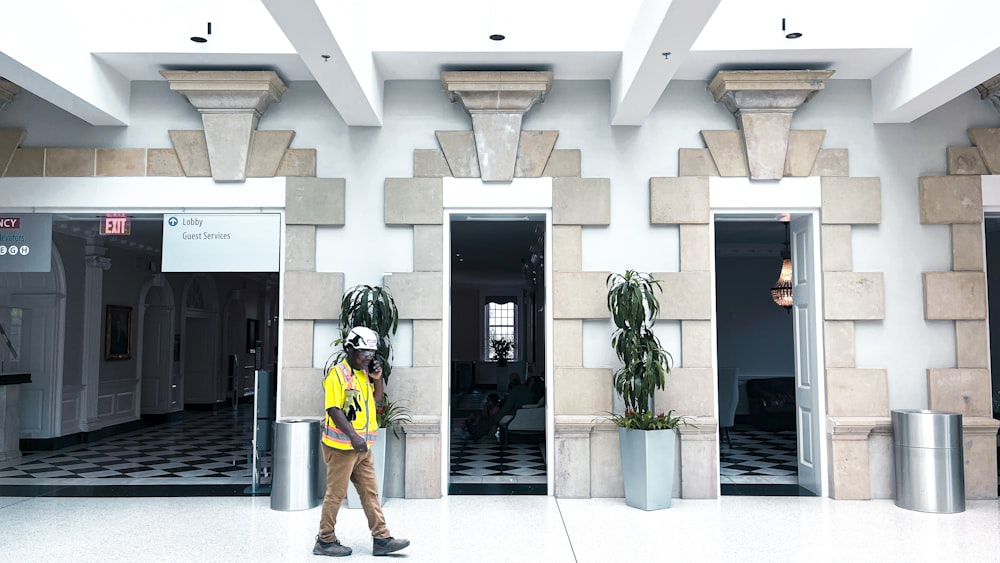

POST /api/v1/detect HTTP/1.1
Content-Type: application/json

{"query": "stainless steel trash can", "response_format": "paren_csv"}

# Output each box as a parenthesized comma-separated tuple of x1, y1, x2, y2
(892, 409, 965, 513)
(271, 417, 326, 511)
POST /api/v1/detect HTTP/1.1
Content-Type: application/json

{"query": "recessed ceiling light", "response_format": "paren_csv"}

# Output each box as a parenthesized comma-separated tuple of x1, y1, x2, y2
(785, 32, 802, 39)
(190, 36, 207, 43)
(489, 34, 505, 41)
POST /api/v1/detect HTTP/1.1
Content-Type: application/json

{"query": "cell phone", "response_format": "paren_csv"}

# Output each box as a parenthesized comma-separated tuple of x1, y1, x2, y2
(369, 358, 381, 372)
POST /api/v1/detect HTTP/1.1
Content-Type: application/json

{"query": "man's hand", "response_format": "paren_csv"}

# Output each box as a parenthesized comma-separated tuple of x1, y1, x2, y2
(350, 433, 368, 453)
(368, 359, 383, 380)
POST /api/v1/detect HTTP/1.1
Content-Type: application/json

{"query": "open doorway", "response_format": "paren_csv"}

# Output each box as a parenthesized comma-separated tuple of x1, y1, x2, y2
(447, 214, 547, 495)
(983, 215, 1000, 493)
(715, 214, 824, 496)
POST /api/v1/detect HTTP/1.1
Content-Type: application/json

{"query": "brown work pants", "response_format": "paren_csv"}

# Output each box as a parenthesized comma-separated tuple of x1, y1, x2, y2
(317, 443, 390, 543)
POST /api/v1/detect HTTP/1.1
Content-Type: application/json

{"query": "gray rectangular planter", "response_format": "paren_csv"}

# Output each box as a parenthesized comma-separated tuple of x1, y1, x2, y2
(619, 427, 677, 510)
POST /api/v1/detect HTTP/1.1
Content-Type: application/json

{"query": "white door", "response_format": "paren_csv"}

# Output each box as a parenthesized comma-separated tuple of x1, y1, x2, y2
(140, 305, 173, 414)
(791, 215, 824, 495)
(183, 315, 216, 404)
(11, 295, 60, 439)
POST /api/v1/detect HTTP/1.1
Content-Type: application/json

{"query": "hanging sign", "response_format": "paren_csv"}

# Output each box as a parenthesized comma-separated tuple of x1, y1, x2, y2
(0, 214, 52, 272)
(161, 213, 280, 272)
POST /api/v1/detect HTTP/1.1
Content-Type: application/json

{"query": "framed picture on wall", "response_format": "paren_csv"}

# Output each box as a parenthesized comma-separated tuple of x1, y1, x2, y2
(105, 305, 133, 361)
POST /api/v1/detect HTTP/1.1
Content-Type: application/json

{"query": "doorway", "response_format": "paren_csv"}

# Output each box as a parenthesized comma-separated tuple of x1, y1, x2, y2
(447, 213, 547, 495)
(982, 215, 1000, 493)
(714, 213, 825, 496)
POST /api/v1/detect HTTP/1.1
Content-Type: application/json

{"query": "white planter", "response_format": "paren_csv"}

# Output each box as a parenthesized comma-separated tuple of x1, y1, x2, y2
(618, 427, 677, 510)
(347, 427, 387, 508)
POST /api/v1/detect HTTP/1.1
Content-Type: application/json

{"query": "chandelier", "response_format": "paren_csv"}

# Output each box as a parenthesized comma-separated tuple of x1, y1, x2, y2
(771, 222, 793, 310)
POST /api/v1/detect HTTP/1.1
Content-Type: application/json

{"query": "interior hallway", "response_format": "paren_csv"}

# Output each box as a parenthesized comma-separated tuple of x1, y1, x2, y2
(2, 494, 998, 562)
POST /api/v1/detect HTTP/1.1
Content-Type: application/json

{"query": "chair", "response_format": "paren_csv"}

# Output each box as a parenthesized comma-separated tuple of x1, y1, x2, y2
(498, 398, 545, 444)
(718, 367, 739, 448)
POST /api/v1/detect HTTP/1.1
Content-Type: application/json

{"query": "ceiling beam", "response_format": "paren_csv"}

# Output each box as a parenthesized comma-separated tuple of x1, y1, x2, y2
(610, 0, 720, 126)
(262, 0, 383, 126)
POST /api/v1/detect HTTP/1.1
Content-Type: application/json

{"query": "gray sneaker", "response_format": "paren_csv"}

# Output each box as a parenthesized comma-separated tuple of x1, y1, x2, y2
(313, 536, 352, 557)
(372, 536, 410, 556)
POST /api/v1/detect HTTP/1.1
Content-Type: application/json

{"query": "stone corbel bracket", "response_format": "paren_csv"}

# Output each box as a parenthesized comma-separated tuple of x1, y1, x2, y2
(0, 78, 20, 110)
(160, 70, 287, 182)
(440, 71, 553, 182)
(975, 73, 1000, 113)
(708, 70, 835, 180)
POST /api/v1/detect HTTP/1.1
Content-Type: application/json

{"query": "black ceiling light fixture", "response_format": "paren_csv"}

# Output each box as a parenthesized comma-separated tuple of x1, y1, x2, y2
(489, 34, 506, 41)
(191, 22, 212, 43)
(782, 18, 802, 39)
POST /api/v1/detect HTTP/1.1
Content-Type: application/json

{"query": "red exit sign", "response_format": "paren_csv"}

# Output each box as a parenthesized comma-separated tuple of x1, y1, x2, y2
(100, 213, 131, 235)
(0, 217, 21, 228)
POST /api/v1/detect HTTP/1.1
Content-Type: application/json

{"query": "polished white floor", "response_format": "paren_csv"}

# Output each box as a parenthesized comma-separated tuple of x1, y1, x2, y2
(2, 495, 998, 562)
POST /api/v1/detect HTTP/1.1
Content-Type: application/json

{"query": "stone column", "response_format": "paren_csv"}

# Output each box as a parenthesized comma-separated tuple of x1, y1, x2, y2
(708, 70, 834, 180)
(160, 71, 287, 182)
(975, 73, 1000, 113)
(80, 240, 110, 431)
(440, 71, 553, 182)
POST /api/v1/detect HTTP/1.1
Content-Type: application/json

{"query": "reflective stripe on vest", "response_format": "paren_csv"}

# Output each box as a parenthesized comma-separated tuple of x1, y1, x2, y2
(322, 361, 377, 448)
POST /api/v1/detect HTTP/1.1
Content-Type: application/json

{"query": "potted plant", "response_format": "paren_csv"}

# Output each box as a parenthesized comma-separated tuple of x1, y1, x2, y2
(488, 334, 515, 367)
(606, 270, 680, 510)
(332, 284, 404, 507)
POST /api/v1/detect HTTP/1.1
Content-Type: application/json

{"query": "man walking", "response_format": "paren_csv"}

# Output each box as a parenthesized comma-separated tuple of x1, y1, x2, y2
(313, 326, 410, 557)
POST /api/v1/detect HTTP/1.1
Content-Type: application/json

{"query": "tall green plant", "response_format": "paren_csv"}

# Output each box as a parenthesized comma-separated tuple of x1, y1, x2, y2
(329, 284, 399, 381)
(607, 270, 673, 429)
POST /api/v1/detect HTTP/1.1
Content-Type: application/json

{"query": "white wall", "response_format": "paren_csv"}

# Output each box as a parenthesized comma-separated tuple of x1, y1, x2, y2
(3, 77, 997, 410)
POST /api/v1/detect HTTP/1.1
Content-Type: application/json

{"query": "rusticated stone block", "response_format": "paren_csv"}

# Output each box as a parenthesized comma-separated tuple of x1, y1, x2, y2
(542, 149, 581, 177)
(826, 368, 889, 417)
(385, 367, 441, 414)
(650, 176, 710, 224)
(147, 149, 185, 177)
(823, 272, 885, 320)
(919, 175, 983, 224)
(811, 148, 849, 177)
(554, 419, 594, 498)
(412, 321, 442, 368)
(654, 271, 713, 320)
(247, 130, 294, 177)
(97, 148, 145, 176)
(947, 146, 989, 175)
(553, 272, 610, 319)
(284, 225, 316, 271)
(413, 149, 451, 178)
(285, 177, 345, 226)
(4, 148, 44, 176)
(413, 225, 442, 272)
(514, 130, 558, 178)
(784, 130, 825, 177)
(278, 368, 325, 417)
(403, 417, 442, 499)
(956, 320, 988, 369)
(281, 320, 314, 368)
(384, 272, 442, 320)
(821, 177, 881, 224)
(679, 424, 719, 499)
(435, 131, 478, 178)
(968, 128, 1000, 174)
(554, 319, 582, 368)
(45, 148, 95, 176)
(552, 226, 581, 272)
(962, 419, 1000, 500)
(656, 367, 714, 416)
(680, 320, 712, 368)
(827, 426, 872, 500)
(821, 225, 853, 272)
(275, 149, 316, 177)
(553, 368, 611, 415)
(824, 321, 855, 368)
(283, 272, 344, 320)
(678, 148, 719, 177)
(168, 130, 211, 177)
(589, 426, 624, 497)
(922, 271, 987, 320)
(701, 130, 748, 177)
(927, 368, 992, 417)
(553, 177, 610, 225)
(680, 225, 710, 272)
(952, 223, 984, 271)
(384, 177, 443, 225)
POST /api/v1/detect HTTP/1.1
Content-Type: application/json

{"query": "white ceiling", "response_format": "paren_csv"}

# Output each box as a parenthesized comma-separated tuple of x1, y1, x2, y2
(2, 0, 998, 128)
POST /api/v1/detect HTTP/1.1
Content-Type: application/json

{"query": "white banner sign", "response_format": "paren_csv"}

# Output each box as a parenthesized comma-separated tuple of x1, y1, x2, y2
(161, 213, 280, 272)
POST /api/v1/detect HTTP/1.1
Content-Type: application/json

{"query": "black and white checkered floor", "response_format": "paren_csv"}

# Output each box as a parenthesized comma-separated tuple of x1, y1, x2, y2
(449, 430, 546, 483)
(720, 425, 798, 485)
(0, 406, 254, 487)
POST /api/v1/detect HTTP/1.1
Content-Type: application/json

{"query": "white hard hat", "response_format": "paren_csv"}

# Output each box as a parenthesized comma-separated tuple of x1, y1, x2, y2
(345, 326, 378, 351)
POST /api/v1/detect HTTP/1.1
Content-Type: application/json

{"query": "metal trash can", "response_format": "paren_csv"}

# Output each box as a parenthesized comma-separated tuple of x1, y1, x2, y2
(271, 417, 326, 511)
(892, 409, 965, 513)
